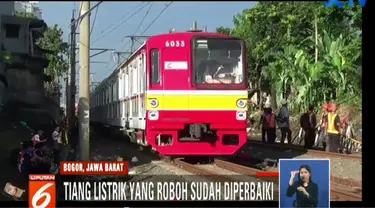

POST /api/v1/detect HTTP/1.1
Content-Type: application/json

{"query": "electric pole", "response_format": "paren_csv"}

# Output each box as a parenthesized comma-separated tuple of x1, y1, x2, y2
(123, 36, 149, 52)
(188, 21, 202, 32)
(89, 72, 95, 92)
(65, 50, 70, 115)
(68, 9, 77, 133)
(78, 1, 90, 161)
(113, 52, 132, 66)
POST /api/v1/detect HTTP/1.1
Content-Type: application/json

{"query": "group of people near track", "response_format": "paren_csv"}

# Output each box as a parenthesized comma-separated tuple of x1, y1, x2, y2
(258, 99, 354, 153)
(16, 116, 78, 175)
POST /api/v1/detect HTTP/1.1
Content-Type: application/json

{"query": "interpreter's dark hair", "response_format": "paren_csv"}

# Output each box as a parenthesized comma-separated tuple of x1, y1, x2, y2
(298, 164, 313, 184)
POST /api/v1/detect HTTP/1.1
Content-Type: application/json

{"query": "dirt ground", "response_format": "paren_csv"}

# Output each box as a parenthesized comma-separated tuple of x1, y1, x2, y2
(0, 128, 31, 201)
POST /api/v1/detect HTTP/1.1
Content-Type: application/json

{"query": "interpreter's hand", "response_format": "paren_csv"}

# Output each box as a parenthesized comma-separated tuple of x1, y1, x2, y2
(290, 170, 299, 178)
(297, 186, 306, 192)
(297, 186, 309, 196)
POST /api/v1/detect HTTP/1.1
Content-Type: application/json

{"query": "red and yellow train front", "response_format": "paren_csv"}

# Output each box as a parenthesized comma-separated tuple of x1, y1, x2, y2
(145, 34, 248, 156)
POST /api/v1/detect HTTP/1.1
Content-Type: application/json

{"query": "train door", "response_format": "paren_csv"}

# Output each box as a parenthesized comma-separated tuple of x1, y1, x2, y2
(132, 59, 139, 129)
(149, 48, 163, 113)
(139, 53, 146, 129)
(119, 71, 125, 127)
(161, 42, 189, 111)
(124, 67, 130, 127)
(128, 67, 133, 129)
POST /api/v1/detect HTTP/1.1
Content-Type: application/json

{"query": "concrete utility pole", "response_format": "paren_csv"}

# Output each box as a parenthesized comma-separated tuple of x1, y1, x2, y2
(68, 9, 77, 132)
(78, 1, 90, 161)
(65, 50, 70, 115)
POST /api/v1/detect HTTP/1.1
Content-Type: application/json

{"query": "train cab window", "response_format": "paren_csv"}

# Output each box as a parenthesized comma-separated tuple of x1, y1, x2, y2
(150, 49, 160, 84)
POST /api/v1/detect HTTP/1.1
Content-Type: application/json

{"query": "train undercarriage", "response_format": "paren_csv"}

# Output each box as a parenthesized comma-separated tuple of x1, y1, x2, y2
(90, 121, 246, 162)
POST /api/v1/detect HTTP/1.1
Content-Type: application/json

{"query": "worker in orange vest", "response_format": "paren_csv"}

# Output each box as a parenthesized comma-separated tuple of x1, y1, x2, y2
(326, 103, 341, 153)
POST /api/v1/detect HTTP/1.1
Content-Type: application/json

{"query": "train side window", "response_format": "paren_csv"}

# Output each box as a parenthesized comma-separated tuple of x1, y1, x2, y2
(120, 101, 123, 118)
(150, 49, 160, 84)
(102, 91, 104, 105)
(125, 101, 129, 118)
(118, 102, 120, 119)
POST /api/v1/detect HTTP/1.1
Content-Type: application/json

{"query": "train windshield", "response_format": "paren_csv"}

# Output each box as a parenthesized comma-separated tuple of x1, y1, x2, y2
(192, 38, 244, 86)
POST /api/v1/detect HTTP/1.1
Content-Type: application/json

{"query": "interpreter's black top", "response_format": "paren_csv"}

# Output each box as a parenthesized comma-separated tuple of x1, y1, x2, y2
(286, 181, 318, 208)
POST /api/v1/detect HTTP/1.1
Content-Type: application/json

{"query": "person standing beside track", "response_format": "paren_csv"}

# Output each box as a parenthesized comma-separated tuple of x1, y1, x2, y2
(300, 105, 317, 149)
(265, 107, 277, 144)
(326, 104, 342, 153)
(317, 104, 329, 149)
(51, 126, 61, 164)
(31, 130, 47, 145)
(58, 120, 70, 162)
(277, 99, 292, 145)
(259, 104, 271, 143)
(258, 103, 276, 143)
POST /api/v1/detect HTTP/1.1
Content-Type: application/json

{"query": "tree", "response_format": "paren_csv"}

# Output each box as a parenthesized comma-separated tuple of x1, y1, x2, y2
(216, 26, 231, 35)
(217, 2, 362, 113)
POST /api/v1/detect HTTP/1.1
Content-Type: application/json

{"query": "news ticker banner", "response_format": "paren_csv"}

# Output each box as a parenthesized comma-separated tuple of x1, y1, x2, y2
(29, 159, 331, 208)
(30, 175, 277, 201)
(59, 161, 128, 175)
(29, 161, 278, 208)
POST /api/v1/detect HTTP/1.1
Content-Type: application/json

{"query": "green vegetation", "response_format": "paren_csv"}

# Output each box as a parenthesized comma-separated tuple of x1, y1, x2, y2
(14, 11, 68, 99)
(217, 2, 362, 116)
(15, 11, 69, 82)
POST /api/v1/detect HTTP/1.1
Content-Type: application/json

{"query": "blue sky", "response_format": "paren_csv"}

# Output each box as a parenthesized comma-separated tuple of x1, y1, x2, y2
(38, 1, 256, 90)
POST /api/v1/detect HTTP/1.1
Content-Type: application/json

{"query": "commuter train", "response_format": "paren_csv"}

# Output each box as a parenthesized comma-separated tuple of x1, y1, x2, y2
(90, 30, 248, 156)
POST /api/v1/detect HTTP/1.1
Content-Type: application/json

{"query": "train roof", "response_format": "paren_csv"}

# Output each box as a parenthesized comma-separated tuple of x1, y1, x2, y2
(149, 31, 233, 39)
(90, 31, 238, 96)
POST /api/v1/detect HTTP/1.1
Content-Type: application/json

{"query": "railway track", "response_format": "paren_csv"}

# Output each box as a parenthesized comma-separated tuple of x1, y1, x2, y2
(246, 140, 361, 160)
(171, 158, 361, 201)
(91, 129, 361, 201)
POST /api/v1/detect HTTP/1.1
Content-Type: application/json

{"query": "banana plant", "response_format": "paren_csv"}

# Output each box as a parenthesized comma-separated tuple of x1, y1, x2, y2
(318, 30, 360, 100)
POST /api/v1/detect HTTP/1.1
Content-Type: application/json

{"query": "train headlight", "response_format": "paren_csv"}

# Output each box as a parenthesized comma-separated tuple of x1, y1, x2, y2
(236, 99, 247, 108)
(149, 98, 159, 108)
(236, 111, 247, 120)
(148, 110, 159, 120)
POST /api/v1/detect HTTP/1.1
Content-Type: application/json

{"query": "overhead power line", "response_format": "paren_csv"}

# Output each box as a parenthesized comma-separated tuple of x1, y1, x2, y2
(99, 2, 173, 82)
(90, 5, 99, 36)
(131, 3, 154, 36)
(99, 2, 145, 35)
(121, 2, 173, 51)
(70, 1, 103, 28)
(92, 2, 151, 44)
(140, 2, 173, 36)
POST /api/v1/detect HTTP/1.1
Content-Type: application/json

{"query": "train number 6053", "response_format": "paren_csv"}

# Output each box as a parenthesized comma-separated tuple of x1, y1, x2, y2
(165, 40, 185, 47)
